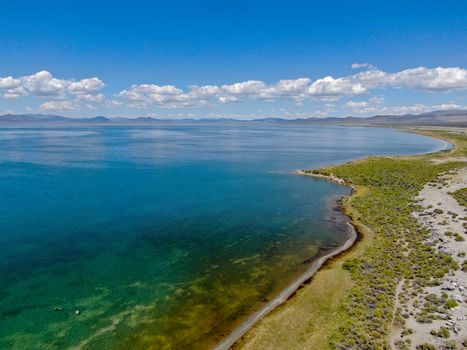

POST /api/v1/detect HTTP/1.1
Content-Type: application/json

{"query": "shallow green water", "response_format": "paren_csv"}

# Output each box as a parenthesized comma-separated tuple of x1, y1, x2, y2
(0, 124, 444, 349)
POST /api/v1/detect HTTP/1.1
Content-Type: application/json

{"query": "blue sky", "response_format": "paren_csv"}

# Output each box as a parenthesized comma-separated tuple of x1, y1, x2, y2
(0, 0, 466, 118)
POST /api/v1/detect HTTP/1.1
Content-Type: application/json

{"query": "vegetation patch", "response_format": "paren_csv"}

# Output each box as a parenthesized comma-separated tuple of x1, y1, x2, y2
(302, 131, 465, 349)
(450, 187, 467, 208)
(237, 129, 466, 350)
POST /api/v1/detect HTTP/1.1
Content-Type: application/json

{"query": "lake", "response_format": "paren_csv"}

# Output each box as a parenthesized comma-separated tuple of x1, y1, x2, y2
(0, 123, 444, 349)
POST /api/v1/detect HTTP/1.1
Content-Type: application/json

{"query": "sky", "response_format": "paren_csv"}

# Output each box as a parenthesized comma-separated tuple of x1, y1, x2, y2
(0, 0, 466, 119)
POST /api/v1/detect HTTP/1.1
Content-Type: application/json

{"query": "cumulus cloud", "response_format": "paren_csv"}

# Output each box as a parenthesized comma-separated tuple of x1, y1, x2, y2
(68, 77, 105, 95)
(2, 67, 467, 112)
(0, 71, 107, 110)
(0, 76, 21, 92)
(222, 78, 312, 101)
(118, 83, 211, 108)
(117, 76, 355, 108)
(118, 66, 467, 109)
(222, 80, 266, 95)
(20, 71, 68, 98)
(388, 67, 467, 91)
(0, 71, 105, 99)
(349, 67, 467, 91)
(307, 76, 367, 97)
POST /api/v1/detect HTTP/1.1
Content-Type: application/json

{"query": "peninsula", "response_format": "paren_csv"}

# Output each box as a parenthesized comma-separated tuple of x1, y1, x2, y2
(233, 128, 467, 350)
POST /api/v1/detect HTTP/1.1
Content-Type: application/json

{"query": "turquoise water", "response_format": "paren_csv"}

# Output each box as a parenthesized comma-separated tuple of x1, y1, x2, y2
(0, 124, 444, 349)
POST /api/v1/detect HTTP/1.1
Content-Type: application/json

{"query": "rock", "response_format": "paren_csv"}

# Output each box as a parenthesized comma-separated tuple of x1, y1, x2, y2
(442, 284, 456, 291)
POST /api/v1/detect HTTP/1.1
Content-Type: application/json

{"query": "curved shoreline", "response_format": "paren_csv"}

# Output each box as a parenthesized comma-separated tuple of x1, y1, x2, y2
(213, 128, 451, 350)
(214, 173, 358, 350)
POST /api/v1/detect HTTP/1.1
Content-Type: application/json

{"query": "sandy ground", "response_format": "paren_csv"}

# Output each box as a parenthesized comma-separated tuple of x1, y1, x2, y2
(430, 157, 467, 165)
(390, 167, 467, 349)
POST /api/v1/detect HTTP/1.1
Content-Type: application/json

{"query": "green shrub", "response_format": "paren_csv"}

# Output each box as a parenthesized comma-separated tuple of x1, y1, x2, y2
(444, 299, 458, 309)
(312, 131, 467, 349)
(451, 187, 467, 207)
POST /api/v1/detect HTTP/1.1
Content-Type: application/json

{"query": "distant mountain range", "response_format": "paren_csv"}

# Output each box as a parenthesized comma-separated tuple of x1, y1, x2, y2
(0, 109, 465, 127)
(311, 109, 467, 127)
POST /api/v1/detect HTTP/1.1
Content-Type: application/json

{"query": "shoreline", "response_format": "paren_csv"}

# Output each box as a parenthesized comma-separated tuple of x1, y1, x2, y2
(214, 127, 456, 350)
(214, 173, 360, 350)
(214, 219, 358, 350)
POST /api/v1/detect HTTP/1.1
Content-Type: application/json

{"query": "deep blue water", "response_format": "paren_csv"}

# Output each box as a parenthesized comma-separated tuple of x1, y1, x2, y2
(0, 124, 444, 349)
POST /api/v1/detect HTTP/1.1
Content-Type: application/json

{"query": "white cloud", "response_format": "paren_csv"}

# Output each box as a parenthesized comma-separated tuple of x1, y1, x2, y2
(117, 76, 364, 108)
(388, 67, 467, 91)
(307, 76, 367, 97)
(274, 78, 311, 93)
(2, 67, 467, 113)
(104, 99, 123, 108)
(222, 80, 266, 95)
(350, 67, 467, 92)
(118, 84, 198, 108)
(345, 96, 384, 108)
(0, 71, 106, 111)
(221, 78, 311, 101)
(344, 99, 463, 116)
(344, 96, 386, 114)
(118, 66, 467, 109)
(376, 103, 463, 115)
(68, 77, 105, 95)
(0, 71, 105, 99)
(351, 63, 376, 70)
(20, 71, 67, 98)
(0, 76, 21, 90)
(39, 100, 78, 111)
(76, 93, 105, 103)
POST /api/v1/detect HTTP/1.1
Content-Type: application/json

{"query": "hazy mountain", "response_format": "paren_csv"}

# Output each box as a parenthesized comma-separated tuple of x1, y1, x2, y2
(85, 116, 111, 123)
(0, 114, 70, 122)
(0, 110, 465, 127)
(338, 110, 467, 126)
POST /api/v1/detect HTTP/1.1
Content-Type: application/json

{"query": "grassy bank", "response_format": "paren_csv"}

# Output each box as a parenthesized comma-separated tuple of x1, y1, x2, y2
(236, 128, 466, 350)
(451, 188, 467, 208)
